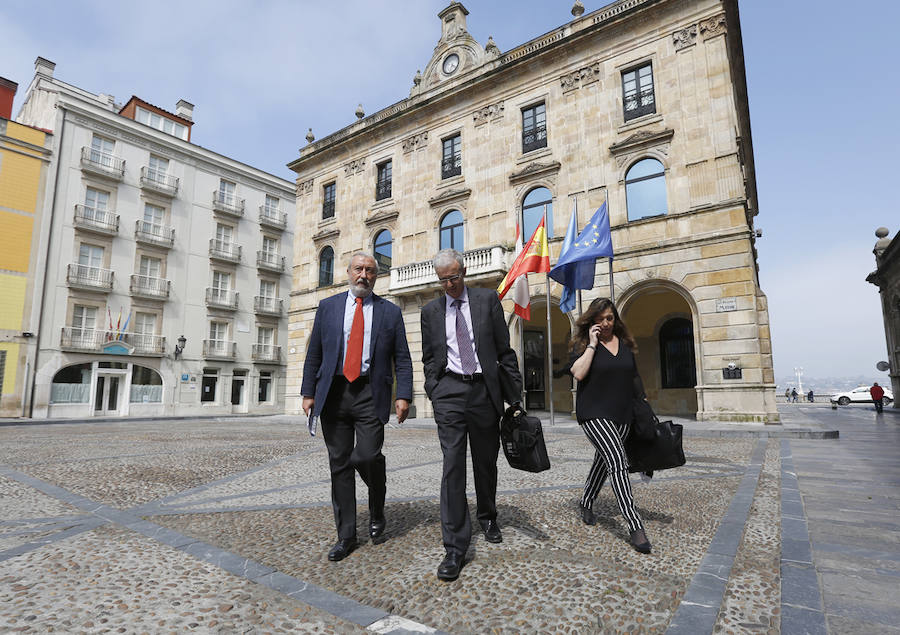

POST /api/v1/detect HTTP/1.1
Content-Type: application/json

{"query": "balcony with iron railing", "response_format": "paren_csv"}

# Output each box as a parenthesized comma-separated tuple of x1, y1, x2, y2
(209, 239, 242, 263)
(140, 167, 179, 197)
(203, 339, 236, 360)
(252, 344, 282, 363)
(212, 191, 245, 218)
(73, 205, 119, 235)
(80, 147, 125, 180)
(375, 178, 392, 201)
(259, 205, 288, 230)
(389, 245, 509, 294)
(60, 327, 166, 356)
(441, 154, 462, 180)
(254, 296, 283, 315)
(522, 124, 548, 154)
(134, 220, 175, 248)
(66, 264, 114, 292)
(130, 274, 171, 300)
(205, 287, 238, 310)
(256, 250, 285, 273)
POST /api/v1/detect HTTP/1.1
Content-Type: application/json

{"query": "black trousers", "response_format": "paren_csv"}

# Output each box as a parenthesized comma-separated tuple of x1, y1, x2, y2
(431, 375, 500, 556)
(320, 377, 385, 540)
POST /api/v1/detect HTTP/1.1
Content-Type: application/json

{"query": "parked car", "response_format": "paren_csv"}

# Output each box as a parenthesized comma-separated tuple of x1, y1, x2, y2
(831, 386, 894, 406)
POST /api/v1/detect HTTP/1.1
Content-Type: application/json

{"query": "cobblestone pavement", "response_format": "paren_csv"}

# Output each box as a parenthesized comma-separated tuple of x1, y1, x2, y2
(0, 408, 887, 633)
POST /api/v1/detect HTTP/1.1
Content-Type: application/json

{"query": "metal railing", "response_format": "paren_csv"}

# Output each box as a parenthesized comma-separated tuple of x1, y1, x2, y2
(522, 124, 547, 153)
(252, 344, 281, 362)
(74, 205, 119, 234)
(205, 287, 238, 309)
(375, 179, 392, 201)
(256, 250, 284, 272)
(254, 296, 283, 314)
(322, 200, 335, 219)
(134, 220, 175, 247)
(80, 147, 125, 179)
(140, 167, 179, 196)
(203, 339, 236, 359)
(130, 274, 171, 299)
(624, 87, 656, 121)
(60, 327, 165, 355)
(441, 155, 462, 179)
(66, 264, 114, 290)
(259, 205, 287, 229)
(209, 239, 242, 262)
(212, 191, 245, 216)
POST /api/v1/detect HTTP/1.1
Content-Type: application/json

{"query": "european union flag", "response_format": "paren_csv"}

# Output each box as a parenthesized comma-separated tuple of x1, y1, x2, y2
(549, 201, 613, 313)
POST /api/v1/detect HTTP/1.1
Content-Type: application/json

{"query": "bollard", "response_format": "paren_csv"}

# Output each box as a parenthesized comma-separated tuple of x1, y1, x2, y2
(831, 400, 837, 410)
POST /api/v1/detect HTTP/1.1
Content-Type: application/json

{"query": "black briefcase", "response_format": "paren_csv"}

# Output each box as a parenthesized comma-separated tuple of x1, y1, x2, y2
(625, 419, 685, 473)
(499, 405, 550, 473)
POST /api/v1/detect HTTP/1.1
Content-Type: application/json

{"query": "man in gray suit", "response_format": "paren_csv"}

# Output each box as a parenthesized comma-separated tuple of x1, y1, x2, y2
(420, 248, 523, 581)
(302, 252, 413, 561)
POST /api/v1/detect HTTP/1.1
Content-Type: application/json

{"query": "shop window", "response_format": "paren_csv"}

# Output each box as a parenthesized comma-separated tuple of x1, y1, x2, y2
(50, 363, 92, 403)
(130, 365, 163, 403)
(201, 367, 218, 403)
(258, 371, 273, 403)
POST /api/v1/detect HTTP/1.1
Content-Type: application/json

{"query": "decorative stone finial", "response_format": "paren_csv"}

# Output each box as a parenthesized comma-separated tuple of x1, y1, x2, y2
(571, 0, 585, 17)
(305, 128, 315, 143)
(355, 103, 365, 119)
(485, 36, 500, 56)
(876, 227, 890, 239)
(875, 227, 892, 256)
(413, 70, 422, 86)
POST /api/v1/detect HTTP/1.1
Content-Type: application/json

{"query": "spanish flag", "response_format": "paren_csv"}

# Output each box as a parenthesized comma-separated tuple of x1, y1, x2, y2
(497, 217, 550, 319)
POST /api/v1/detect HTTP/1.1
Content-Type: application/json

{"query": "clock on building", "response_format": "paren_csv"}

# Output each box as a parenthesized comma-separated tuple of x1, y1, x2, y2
(442, 53, 460, 75)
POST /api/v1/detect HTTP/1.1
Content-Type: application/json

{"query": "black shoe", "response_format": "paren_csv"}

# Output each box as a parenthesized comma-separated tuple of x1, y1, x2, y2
(369, 517, 386, 543)
(437, 551, 463, 581)
(579, 504, 596, 526)
(327, 537, 357, 561)
(629, 529, 651, 554)
(479, 519, 503, 543)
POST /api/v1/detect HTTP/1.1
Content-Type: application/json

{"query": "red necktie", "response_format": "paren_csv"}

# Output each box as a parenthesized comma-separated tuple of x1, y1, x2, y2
(343, 297, 364, 382)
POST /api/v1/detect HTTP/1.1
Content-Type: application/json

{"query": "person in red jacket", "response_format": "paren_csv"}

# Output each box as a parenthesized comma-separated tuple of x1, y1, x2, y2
(870, 382, 885, 413)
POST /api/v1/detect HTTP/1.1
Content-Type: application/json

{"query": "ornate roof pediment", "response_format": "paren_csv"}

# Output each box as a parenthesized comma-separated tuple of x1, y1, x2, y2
(609, 128, 675, 156)
(508, 160, 561, 185)
(428, 187, 472, 208)
(312, 227, 339, 242)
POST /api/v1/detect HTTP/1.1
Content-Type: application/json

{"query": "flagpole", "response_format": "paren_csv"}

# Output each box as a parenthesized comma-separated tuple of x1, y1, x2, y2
(609, 258, 615, 304)
(545, 204, 554, 427)
(575, 196, 583, 317)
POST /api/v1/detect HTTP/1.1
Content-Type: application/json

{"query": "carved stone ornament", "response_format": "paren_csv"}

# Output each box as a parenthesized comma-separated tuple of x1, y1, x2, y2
(305, 128, 315, 143)
(428, 187, 472, 208)
(610, 129, 674, 168)
(473, 101, 504, 126)
(508, 160, 562, 185)
(673, 24, 697, 50)
(699, 14, 726, 39)
(344, 158, 366, 177)
(402, 131, 428, 153)
(365, 207, 399, 226)
(312, 227, 339, 242)
(298, 178, 314, 196)
(560, 62, 601, 93)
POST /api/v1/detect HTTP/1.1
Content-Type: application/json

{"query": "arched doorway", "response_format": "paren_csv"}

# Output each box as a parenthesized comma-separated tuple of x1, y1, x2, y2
(620, 285, 699, 417)
(516, 298, 573, 415)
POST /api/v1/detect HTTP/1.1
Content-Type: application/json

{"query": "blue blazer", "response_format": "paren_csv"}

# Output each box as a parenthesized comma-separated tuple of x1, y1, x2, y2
(301, 291, 413, 424)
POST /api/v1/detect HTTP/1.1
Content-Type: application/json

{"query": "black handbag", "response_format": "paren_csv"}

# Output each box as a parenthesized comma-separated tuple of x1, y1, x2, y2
(499, 405, 550, 473)
(625, 418, 685, 473)
(631, 397, 657, 442)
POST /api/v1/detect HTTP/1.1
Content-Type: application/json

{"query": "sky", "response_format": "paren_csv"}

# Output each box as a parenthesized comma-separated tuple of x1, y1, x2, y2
(2, 0, 898, 383)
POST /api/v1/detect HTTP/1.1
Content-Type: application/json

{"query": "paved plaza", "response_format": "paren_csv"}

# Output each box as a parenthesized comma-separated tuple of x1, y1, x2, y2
(0, 405, 898, 633)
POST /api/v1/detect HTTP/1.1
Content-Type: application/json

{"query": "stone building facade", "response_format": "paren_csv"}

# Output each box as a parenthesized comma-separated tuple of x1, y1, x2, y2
(868, 227, 900, 405)
(287, 0, 779, 423)
(14, 58, 295, 418)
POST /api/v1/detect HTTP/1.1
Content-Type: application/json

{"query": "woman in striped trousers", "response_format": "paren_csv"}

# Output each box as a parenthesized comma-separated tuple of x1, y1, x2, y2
(568, 298, 651, 554)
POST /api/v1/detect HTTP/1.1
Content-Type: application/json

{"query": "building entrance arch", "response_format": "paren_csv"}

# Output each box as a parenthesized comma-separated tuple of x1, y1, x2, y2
(619, 281, 699, 417)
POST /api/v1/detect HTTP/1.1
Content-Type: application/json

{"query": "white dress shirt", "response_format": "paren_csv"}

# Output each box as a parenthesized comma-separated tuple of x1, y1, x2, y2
(341, 291, 373, 375)
(444, 286, 483, 374)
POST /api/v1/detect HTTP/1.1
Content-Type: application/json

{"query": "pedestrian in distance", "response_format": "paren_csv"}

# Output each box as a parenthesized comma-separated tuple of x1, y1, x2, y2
(420, 249, 523, 582)
(791, 388, 798, 403)
(808, 390, 814, 403)
(568, 297, 652, 554)
(785, 388, 791, 403)
(871, 382, 885, 413)
(301, 252, 413, 562)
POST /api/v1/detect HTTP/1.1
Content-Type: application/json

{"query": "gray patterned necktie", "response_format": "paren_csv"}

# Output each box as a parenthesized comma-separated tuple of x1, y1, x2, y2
(453, 298, 477, 374)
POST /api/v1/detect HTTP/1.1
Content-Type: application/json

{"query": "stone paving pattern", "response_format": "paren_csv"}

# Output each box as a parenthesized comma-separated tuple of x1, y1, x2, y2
(0, 406, 897, 633)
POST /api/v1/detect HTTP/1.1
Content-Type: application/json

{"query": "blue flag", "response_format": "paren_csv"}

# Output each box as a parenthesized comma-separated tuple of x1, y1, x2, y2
(549, 201, 613, 313)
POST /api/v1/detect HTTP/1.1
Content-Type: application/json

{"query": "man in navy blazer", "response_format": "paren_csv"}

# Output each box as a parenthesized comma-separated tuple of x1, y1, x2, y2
(421, 248, 523, 581)
(302, 252, 413, 561)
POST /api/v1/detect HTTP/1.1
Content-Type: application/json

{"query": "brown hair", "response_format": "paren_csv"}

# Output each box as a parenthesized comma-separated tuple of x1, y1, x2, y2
(569, 297, 636, 353)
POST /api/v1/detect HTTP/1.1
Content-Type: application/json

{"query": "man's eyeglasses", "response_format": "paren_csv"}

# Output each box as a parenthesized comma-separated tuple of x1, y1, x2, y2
(438, 274, 462, 285)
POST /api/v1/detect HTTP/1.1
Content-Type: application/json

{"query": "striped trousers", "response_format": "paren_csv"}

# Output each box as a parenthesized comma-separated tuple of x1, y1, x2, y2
(579, 417, 644, 533)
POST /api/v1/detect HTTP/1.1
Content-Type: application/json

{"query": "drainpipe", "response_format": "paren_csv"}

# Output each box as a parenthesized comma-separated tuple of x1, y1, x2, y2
(28, 105, 66, 417)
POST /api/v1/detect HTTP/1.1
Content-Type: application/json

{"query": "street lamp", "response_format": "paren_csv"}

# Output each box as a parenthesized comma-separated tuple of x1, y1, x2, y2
(793, 366, 804, 395)
(174, 335, 187, 359)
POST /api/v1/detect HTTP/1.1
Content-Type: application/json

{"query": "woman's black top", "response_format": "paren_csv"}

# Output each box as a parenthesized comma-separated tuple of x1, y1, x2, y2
(571, 341, 641, 425)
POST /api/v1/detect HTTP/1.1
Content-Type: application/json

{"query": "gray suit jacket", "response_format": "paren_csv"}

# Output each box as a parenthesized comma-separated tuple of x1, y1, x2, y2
(420, 286, 523, 414)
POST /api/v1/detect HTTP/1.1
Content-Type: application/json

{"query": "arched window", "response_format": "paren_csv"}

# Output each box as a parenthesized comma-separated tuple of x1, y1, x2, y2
(318, 246, 334, 287)
(625, 158, 667, 221)
(439, 210, 464, 251)
(130, 365, 163, 403)
(659, 318, 696, 389)
(373, 229, 392, 273)
(522, 187, 553, 240)
(50, 363, 92, 403)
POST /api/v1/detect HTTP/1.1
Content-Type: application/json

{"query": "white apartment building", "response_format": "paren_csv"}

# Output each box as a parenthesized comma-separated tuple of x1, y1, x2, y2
(15, 57, 295, 418)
